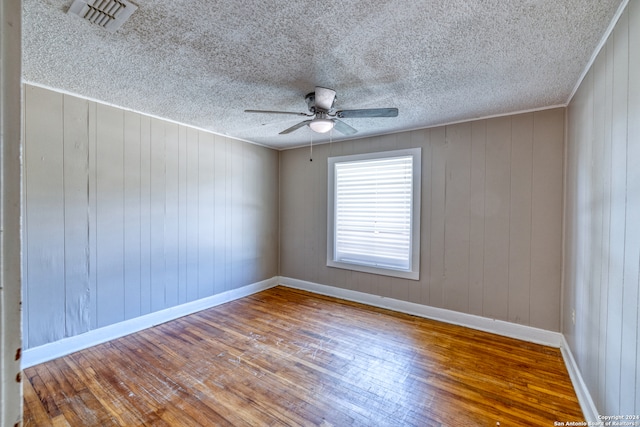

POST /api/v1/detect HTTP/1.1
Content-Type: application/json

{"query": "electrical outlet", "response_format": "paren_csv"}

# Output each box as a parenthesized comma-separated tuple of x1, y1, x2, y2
(571, 308, 576, 325)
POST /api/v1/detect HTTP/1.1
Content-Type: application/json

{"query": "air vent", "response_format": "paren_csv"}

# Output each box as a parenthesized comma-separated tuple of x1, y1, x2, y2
(68, 0, 137, 33)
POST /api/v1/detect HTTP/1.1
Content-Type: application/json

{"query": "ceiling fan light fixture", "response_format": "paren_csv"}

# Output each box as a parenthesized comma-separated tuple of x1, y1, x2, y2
(309, 118, 334, 133)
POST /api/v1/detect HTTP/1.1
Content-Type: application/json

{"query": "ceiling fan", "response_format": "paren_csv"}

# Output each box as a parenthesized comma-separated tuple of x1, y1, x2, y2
(244, 87, 398, 135)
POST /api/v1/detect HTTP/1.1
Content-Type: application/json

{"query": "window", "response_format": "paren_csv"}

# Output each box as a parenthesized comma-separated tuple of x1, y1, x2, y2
(327, 148, 421, 280)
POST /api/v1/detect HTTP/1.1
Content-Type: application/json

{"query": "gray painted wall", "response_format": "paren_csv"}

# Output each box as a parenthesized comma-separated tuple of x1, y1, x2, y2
(22, 84, 279, 349)
(280, 109, 564, 331)
(564, 1, 640, 415)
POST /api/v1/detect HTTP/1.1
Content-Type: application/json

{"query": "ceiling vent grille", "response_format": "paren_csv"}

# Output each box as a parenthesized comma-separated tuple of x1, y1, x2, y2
(68, 0, 137, 33)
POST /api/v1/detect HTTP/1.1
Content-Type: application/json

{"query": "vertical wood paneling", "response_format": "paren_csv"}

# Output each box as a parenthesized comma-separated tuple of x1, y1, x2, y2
(245, 144, 262, 285)
(468, 121, 486, 316)
(139, 115, 152, 315)
(149, 118, 166, 312)
(582, 64, 598, 386)
(591, 50, 607, 406)
(95, 104, 125, 328)
(604, 11, 628, 414)
(443, 123, 471, 313)
(62, 94, 90, 336)
(178, 126, 188, 304)
(164, 123, 180, 307)
(562, 92, 581, 342)
(225, 138, 235, 290)
(243, 143, 257, 286)
(580, 77, 593, 370)
(244, 145, 257, 285)
(429, 127, 447, 308)
(230, 141, 244, 287)
(23, 85, 279, 350)
(198, 131, 215, 298)
(621, 2, 640, 413)
(507, 113, 533, 325)
(530, 110, 564, 331)
(597, 36, 615, 413)
(315, 143, 330, 289)
(278, 149, 296, 281)
(566, 73, 593, 375)
(564, 91, 579, 343)
(88, 101, 98, 327)
(303, 148, 321, 288)
(265, 148, 279, 279)
(358, 272, 377, 297)
(213, 134, 227, 295)
(571, 74, 591, 362)
(599, 41, 614, 412)
(24, 86, 66, 347)
(564, 2, 640, 416)
(185, 127, 199, 302)
(628, 0, 640, 413)
(483, 117, 511, 322)
(411, 129, 430, 305)
(294, 148, 318, 284)
(123, 111, 141, 320)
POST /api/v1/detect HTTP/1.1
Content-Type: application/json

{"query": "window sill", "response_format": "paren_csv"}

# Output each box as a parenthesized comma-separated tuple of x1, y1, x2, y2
(326, 259, 419, 280)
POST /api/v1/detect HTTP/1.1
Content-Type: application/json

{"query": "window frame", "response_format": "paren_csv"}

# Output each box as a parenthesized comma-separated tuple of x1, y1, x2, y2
(326, 148, 421, 280)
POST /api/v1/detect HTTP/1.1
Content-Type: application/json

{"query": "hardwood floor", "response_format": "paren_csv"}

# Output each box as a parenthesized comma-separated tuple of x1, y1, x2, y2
(23, 286, 584, 426)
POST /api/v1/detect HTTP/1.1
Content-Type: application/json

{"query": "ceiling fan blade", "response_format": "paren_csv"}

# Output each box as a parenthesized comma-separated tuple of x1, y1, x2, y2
(245, 109, 310, 117)
(332, 119, 358, 136)
(336, 108, 399, 118)
(314, 87, 336, 111)
(279, 120, 312, 135)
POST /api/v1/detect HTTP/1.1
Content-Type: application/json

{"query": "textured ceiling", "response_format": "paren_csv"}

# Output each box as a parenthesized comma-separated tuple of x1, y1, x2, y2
(23, 0, 623, 149)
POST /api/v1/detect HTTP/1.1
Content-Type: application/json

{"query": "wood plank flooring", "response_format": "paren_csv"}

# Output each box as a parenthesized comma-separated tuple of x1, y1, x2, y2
(23, 286, 584, 426)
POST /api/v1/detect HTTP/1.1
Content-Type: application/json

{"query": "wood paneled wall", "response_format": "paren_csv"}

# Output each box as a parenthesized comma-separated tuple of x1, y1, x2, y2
(564, 1, 640, 415)
(280, 108, 564, 331)
(22, 85, 279, 349)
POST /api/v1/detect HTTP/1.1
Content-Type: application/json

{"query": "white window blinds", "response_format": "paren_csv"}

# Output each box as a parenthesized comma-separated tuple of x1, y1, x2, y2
(333, 155, 414, 271)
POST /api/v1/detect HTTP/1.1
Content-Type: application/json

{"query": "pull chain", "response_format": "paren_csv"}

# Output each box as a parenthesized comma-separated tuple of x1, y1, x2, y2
(328, 128, 333, 158)
(309, 126, 334, 162)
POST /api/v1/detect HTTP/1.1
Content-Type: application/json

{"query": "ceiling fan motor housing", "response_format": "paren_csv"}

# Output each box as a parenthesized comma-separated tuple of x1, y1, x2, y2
(305, 91, 336, 113)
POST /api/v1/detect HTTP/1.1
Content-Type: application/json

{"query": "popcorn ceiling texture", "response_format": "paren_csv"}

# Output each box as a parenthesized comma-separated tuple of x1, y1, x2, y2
(23, 0, 622, 149)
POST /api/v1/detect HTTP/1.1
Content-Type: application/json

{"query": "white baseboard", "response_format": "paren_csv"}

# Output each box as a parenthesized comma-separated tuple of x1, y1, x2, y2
(560, 335, 600, 422)
(22, 277, 279, 369)
(278, 276, 601, 420)
(278, 276, 563, 348)
(24, 274, 598, 421)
